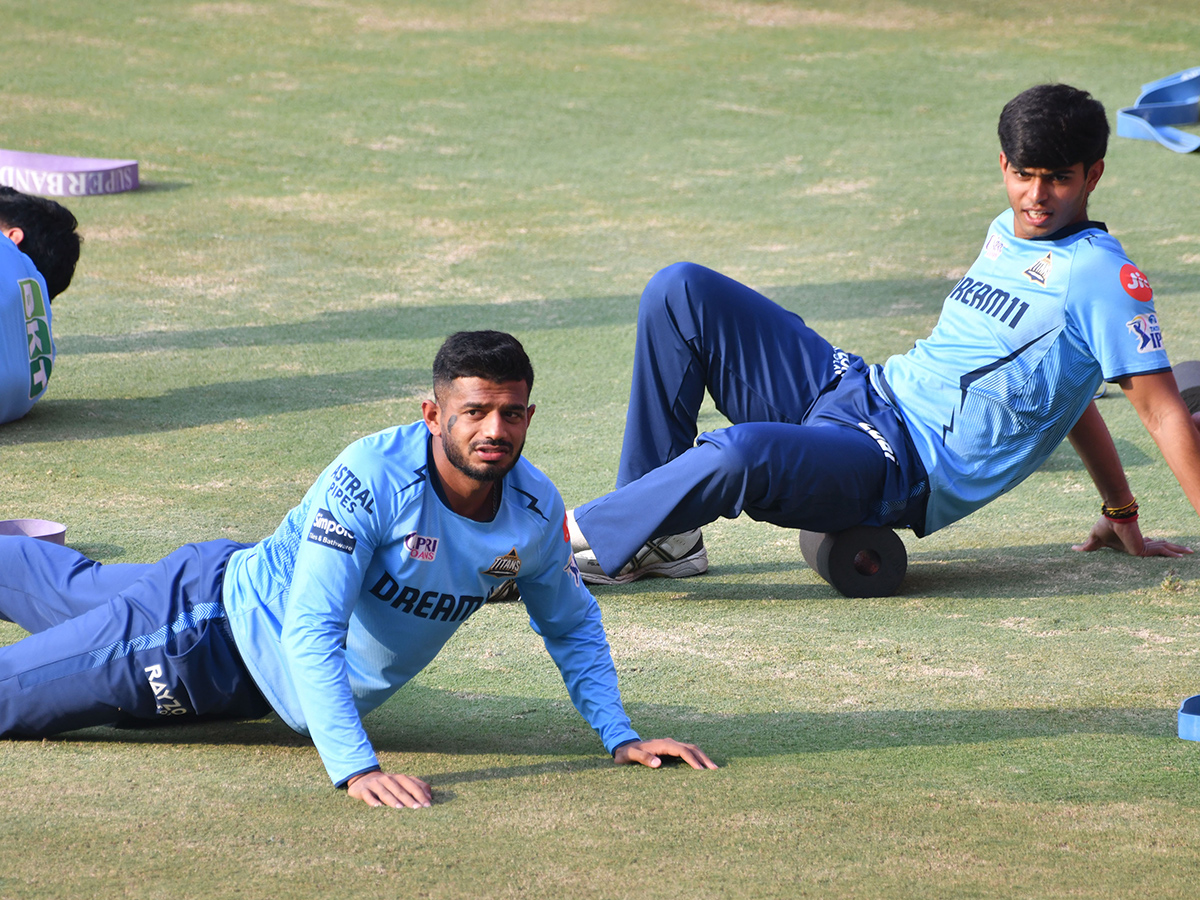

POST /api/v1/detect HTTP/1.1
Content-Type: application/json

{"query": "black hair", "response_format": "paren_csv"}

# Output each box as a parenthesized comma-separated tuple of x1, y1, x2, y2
(0, 186, 81, 300)
(998, 83, 1109, 171)
(432, 330, 534, 399)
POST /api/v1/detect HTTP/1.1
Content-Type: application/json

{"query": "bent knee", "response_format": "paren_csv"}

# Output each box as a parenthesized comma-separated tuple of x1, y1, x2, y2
(640, 261, 708, 311)
(644, 261, 706, 293)
(639, 261, 732, 332)
(694, 429, 759, 481)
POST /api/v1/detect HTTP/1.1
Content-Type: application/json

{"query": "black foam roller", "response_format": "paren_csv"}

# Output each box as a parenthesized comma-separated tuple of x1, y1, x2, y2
(1174, 360, 1200, 414)
(798, 526, 907, 598)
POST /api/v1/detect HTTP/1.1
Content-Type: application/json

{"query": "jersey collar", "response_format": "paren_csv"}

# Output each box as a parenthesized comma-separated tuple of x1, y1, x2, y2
(1030, 219, 1107, 242)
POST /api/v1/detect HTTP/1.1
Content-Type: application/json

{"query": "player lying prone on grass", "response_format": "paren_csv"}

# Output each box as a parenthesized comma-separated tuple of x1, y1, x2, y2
(567, 84, 1200, 585)
(0, 187, 81, 425)
(0, 330, 716, 809)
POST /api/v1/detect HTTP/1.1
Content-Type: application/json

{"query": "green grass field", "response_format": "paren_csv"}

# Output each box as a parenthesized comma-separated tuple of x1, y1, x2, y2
(3, 1, 1200, 897)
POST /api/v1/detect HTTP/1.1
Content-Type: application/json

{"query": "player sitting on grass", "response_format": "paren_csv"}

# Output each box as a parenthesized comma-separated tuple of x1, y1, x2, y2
(0, 331, 716, 808)
(0, 186, 81, 424)
(568, 83, 1200, 585)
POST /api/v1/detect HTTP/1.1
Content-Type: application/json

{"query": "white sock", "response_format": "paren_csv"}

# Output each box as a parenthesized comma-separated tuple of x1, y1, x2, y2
(566, 509, 591, 552)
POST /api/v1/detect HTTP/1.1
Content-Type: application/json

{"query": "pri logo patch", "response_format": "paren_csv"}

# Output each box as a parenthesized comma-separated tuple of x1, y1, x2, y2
(984, 234, 1005, 260)
(307, 508, 357, 554)
(1126, 313, 1164, 353)
(483, 548, 522, 579)
(403, 532, 439, 562)
(1023, 252, 1052, 286)
(1120, 264, 1153, 302)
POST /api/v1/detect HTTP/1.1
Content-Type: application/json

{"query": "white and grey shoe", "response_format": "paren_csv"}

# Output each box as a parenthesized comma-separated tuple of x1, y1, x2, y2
(487, 579, 521, 603)
(574, 529, 708, 585)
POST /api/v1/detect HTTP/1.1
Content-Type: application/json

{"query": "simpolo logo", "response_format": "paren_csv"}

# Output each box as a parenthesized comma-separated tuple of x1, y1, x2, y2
(404, 532, 439, 562)
(307, 507, 357, 554)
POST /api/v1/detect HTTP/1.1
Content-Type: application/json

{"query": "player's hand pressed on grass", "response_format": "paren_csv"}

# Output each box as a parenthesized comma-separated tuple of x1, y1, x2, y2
(1072, 516, 1193, 557)
(346, 770, 433, 809)
(613, 738, 718, 770)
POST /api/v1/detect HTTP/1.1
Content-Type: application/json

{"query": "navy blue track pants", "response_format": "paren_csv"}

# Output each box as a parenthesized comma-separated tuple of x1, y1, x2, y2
(574, 262, 929, 575)
(0, 537, 270, 737)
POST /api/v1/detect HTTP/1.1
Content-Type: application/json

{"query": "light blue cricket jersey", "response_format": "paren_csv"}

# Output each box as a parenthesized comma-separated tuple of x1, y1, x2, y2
(0, 236, 54, 424)
(877, 212, 1170, 534)
(223, 422, 638, 785)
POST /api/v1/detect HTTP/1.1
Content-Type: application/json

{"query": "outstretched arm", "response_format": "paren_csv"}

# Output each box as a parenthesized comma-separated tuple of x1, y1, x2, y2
(1124, 371, 1200, 509)
(1067, 396, 1192, 557)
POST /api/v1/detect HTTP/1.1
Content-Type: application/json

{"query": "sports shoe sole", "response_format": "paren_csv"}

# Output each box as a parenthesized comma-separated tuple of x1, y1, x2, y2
(579, 546, 709, 585)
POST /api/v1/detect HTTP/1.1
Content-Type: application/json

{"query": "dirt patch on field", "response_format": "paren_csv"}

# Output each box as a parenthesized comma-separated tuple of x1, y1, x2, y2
(802, 178, 875, 197)
(686, 0, 958, 30)
(354, 0, 618, 32)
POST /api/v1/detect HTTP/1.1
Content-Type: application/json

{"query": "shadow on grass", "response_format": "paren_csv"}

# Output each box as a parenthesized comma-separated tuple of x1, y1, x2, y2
(59, 296, 642, 355)
(0, 367, 426, 444)
(1036, 434, 1152, 470)
(56, 268, 1200, 361)
(57, 277, 952, 357)
(30, 683, 1181, 768)
(619, 702, 1183, 761)
(899, 543, 1199, 598)
(431, 756, 611, 786)
(590, 540, 1199, 603)
(134, 181, 191, 193)
(69, 542, 127, 559)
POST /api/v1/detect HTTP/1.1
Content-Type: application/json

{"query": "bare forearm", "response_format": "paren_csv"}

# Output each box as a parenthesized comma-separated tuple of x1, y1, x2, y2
(1122, 371, 1200, 518)
(1068, 401, 1135, 506)
(1146, 406, 1200, 516)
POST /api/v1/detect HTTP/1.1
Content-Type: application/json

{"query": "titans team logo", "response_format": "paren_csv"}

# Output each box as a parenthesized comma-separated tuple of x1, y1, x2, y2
(1023, 252, 1052, 286)
(483, 548, 522, 579)
(1126, 313, 1163, 353)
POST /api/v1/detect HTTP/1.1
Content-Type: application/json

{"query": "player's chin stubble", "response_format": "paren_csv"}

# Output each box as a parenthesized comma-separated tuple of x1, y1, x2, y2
(441, 421, 519, 483)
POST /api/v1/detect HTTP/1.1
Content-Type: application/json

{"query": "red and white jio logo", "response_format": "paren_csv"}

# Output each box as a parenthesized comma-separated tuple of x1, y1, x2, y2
(404, 532, 439, 562)
(1120, 264, 1153, 302)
